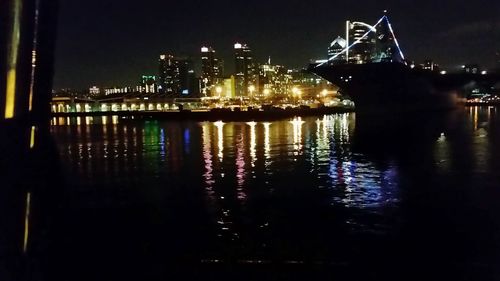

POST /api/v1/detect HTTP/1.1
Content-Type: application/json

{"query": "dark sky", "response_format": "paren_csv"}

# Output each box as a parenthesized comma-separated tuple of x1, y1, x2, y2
(53, 0, 500, 89)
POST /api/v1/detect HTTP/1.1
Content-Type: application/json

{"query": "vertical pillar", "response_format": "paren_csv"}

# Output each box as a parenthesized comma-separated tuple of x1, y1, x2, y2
(346, 20, 350, 63)
(0, 1, 58, 280)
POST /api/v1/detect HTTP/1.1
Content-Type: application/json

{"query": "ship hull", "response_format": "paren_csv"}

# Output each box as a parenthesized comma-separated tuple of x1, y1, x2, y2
(311, 62, 466, 114)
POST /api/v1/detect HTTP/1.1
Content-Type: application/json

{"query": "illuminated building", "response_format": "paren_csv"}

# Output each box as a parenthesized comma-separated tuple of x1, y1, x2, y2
(158, 54, 178, 95)
(176, 58, 198, 97)
(208, 76, 236, 99)
(89, 86, 100, 96)
(346, 21, 376, 64)
(140, 75, 156, 93)
(325, 18, 404, 64)
(234, 43, 257, 96)
(258, 61, 292, 96)
(327, 36, 347, 63)
(201, 46, 223, 96)
(104, 86, 133, 95)
(159, 54, 198, 96)
(323, 16, 405, 65)
(422, 60, 440, 72)
(289, 68, 333, 99)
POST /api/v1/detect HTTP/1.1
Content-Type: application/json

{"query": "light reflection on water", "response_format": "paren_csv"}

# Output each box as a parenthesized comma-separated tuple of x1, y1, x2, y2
(50, 107, 500, 262)
(52, 114, 401, 217)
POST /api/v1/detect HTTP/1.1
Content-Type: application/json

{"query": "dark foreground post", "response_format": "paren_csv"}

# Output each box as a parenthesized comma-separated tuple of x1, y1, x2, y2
(0, 1, 59, 280)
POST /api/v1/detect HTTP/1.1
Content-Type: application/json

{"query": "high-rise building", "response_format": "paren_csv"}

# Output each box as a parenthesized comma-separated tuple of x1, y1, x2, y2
(327, 36, 347, 63)
(234, 43, 257, 96)
(346, 21, 376, 64)
(200, 46, 223, 96)
(343, 18, 403, 64)
(158, 54, 179, 95)
(159, 54, 198, 96)
(176, 58, 198, 97)
(258, 62, 292, 96)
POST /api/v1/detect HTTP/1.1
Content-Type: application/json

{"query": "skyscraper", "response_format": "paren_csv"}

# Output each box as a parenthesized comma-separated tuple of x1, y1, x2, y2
(234, 43, 256, 96)
(346, 21, 376, 64)
(200, 46, 223, 96)
(159, 54, 198, 96)
(158, 54, 178, 95)
(177, 58, 198, 96)
(327, 36, 347, 63)
(258, 62, 292, 97)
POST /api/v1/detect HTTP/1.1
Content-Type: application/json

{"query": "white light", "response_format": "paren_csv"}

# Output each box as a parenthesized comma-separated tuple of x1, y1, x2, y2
(160, 55, 166, 60)
(481, 70, 487, 75)
(201, 47, 209, 53)
(440, 70, 447, 75)
(318, 16, 386, 67)
(234, 43, 242, 49)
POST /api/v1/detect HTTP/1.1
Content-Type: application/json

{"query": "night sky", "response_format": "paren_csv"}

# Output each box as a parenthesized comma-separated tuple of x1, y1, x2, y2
(53, 0, 500, 89)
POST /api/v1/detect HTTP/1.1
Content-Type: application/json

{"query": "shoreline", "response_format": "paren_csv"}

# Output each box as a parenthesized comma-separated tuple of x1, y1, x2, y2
(51, 107, 354, 122)
(465, 102, 500, 106)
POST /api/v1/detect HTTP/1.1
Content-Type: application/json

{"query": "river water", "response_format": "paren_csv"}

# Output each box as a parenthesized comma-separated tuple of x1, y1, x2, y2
(49, 107, 500, 280)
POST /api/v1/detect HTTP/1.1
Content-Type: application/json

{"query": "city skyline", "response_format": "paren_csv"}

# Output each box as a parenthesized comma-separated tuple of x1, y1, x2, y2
(54, 0, 500, 89)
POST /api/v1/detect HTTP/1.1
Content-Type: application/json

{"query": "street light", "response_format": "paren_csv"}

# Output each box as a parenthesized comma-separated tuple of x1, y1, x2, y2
(291, 87, 300, 106)
(248, 85, 255, 96)
(248, 85, 256, 105)
(321, 89, 328, 97)
(263, 88, 271, 97)
(215, 86, 222, 98)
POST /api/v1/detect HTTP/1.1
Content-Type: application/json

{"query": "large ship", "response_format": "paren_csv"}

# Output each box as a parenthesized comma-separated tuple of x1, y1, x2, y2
(309, 14, 469, 114)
